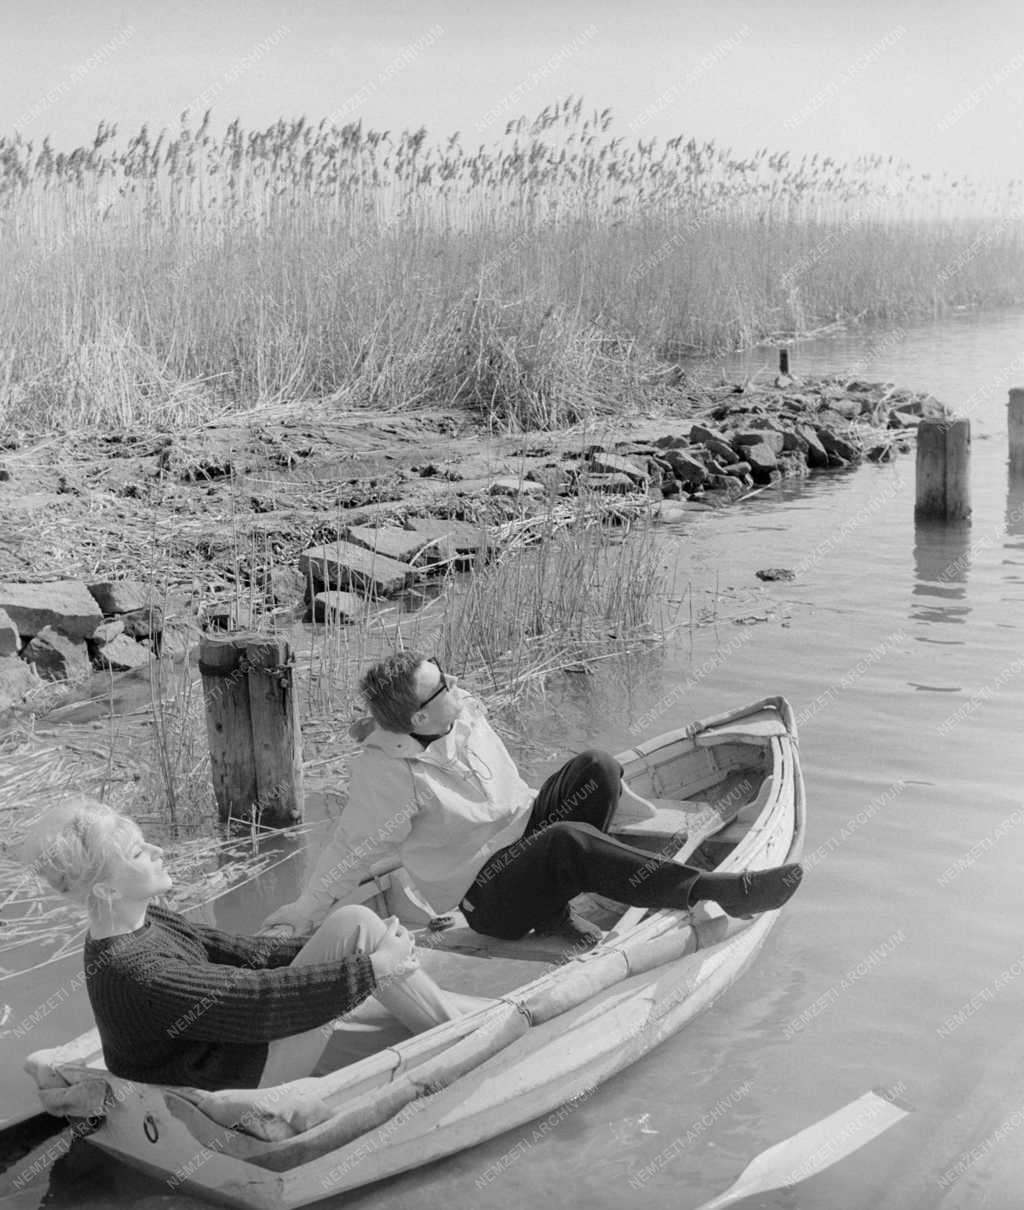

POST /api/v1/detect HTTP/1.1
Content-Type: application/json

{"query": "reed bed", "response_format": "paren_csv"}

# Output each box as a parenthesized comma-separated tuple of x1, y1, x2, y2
(0, 719, 322, 980)
(3, 99, 1023, 432)
(0, 493, 677, 967)
(437, 498, 677, 696)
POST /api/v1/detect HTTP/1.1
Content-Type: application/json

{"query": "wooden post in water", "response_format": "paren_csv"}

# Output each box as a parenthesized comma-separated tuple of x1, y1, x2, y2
(199, 632, 303, 826)
(779, 348, 790, 375)
(1009, 387, 1024, 472)
(914, 417, 971, 522)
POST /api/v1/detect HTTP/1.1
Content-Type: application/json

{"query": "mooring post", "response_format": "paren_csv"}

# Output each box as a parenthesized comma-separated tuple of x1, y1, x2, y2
(779, 347, 790, 375)
(915, 417, 971, 522)
(1008, 387, 1024, 472)
(199, 632, 303, 826)
(244, 635, 303, 826)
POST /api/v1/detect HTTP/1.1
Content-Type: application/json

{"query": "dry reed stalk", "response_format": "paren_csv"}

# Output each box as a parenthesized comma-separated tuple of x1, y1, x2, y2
(2, 103, 1022, 433)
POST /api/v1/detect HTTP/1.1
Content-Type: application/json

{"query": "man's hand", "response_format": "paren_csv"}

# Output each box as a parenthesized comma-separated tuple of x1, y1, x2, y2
(257, 899, 320, 938)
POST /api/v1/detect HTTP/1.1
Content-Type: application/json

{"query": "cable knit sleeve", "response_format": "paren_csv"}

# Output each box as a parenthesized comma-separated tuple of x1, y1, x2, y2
(129, 950, 377, 1044)
(149, 904, 304, 969)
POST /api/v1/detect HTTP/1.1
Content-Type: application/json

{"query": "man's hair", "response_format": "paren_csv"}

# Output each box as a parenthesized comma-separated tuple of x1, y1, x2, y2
(22, 797, 137, 912)
(359, 650, 427, 732)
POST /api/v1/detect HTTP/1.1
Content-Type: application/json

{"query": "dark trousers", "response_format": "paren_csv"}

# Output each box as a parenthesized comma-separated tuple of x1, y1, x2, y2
(462, 749, 702, 941)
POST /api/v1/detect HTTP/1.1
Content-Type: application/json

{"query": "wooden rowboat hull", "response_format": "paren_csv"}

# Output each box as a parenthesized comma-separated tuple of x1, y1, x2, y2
(42, 695, 805, 1208)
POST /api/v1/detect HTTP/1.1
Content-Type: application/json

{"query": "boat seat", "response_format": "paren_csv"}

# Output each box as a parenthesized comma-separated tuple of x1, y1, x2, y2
(612, 798, 691, 842)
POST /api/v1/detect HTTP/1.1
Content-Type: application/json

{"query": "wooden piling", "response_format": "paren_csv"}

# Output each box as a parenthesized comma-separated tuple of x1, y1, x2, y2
(1009, 387, 1024, 471)
(199, 632, 303, 826)
(915, 417, 971, 522)
(779, 348, 790, 375)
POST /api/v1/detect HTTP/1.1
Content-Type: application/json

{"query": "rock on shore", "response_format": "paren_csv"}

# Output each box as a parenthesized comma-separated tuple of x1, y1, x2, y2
(0, 373, 945, 713)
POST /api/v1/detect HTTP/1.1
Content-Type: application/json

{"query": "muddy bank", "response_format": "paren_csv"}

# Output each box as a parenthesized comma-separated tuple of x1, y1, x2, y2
(0, 371, 945, 716)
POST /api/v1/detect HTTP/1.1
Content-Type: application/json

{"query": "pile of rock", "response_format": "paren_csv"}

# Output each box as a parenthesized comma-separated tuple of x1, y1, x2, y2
(530, 377, 946, 509)
(0, 579, 185, 709)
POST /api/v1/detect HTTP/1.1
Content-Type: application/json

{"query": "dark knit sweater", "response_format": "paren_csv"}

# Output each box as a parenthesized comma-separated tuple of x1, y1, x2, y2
(83, 903, 377, 1091)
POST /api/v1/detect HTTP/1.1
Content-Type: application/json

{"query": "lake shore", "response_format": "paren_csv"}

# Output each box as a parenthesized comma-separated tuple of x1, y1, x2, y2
(0, 365, 942, 657)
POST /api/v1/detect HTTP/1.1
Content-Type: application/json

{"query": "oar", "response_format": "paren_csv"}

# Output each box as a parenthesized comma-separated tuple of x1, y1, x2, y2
(690, 1086, 914, 1210)
(602, 795, 746, 944)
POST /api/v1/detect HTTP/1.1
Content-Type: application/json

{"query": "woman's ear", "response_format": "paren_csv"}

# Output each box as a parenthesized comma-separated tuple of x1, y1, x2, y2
(93, 881, 119, 904)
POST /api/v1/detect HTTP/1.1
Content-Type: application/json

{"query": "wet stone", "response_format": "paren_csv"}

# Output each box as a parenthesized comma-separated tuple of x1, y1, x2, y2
(266, 564, 306, 605)
(777, 451, 811, 479)
(0, 580, 102, 640)
(814, 426, 861, 463)
(87, 580, 154, 615)
(92, 619, 125, 646)
(705, 475, 746, 501)
(313, 591, 364, 623)
(660, 448, 708, 485)
(299, 542, 416, 596)
(0, 608, 18, 657)
(406, 518, 492, 557)
(120, 605, 164, 639)
(781, 428, 809, 455)
(589, 451, 648, 484)
(346, 524, 438, 564)
(526, 465, 573, 496)
(721, 461, 751, 479)
(22, 626, 92, 682)
(0, 655, 36, 708)
(738, 443, 778, 476)
(488, 477, 547, 498)
(579, 472, 636, 493)
(797, 424, 829, 468)
(94, 633, 151, 671)
(732, 429, 785, 455)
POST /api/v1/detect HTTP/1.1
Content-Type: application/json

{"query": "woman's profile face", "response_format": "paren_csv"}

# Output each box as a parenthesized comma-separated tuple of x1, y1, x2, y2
(98, 820, 173, 904)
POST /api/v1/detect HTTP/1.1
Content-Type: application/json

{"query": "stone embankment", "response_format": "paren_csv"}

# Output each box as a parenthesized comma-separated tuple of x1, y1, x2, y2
(0, 375, 946, 712)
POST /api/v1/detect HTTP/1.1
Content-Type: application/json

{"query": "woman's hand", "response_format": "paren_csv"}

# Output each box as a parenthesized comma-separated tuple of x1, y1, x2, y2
(369, 917, 419, 983)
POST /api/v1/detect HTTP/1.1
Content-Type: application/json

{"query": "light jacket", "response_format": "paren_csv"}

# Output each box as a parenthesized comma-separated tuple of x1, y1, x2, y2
(296, 688, 535, 920)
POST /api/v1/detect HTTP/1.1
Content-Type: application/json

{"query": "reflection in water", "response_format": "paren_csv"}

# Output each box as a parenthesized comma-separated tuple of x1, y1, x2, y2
(1004, 473, 1024, 577)
(911, 520, 971, 627)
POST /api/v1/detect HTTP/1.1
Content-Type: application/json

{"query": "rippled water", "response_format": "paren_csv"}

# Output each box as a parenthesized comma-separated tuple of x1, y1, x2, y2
(5, 307, 1024, 1209)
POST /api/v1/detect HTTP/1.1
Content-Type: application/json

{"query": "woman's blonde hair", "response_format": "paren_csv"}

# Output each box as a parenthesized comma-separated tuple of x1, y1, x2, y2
(22, 797, 137, 911)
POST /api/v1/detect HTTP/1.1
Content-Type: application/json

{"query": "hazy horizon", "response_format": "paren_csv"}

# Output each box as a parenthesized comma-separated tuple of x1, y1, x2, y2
(3, 0, 1023, 188)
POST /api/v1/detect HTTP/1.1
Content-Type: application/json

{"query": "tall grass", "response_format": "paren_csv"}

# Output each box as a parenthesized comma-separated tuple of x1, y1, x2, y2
(438, 505, 673, 692)
(3, 97, 1023, 431)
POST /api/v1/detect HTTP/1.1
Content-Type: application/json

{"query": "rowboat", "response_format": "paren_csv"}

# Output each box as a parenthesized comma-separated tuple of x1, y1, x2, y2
(25, 695, 804, 1208)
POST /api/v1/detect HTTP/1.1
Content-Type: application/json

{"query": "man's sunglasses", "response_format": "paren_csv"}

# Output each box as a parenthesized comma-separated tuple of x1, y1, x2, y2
(418, 657, 452, 709)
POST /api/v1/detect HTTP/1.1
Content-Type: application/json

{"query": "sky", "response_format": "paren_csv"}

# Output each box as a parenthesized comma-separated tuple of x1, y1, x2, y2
(4, 0, 1024, 184)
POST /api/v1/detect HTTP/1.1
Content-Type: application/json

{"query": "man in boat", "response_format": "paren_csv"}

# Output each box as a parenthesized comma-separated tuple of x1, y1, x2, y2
(22, 798, 482, 1090)
(262, 652, 802, 945)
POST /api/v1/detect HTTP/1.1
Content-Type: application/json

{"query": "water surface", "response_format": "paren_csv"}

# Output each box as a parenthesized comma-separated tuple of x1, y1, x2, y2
(5, 306, 1024, 1209)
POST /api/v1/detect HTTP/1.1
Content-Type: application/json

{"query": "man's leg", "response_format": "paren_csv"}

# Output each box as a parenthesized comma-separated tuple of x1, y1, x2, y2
(259, 905, 469, 1087)
(527, 749, 622, 834)
(465, 822, 801, 941)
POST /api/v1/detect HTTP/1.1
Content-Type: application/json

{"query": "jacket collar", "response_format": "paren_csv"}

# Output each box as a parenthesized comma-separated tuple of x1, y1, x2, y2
(354, 687, 476, 762)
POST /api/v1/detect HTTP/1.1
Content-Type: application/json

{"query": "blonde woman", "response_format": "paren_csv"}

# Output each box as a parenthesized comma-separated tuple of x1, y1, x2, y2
(23, 798, 471, 1090)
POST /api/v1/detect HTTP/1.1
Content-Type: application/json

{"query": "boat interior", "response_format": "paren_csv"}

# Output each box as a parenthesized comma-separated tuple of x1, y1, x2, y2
(315, 728, 774, 1076)
(22, 707, 795, 1189)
